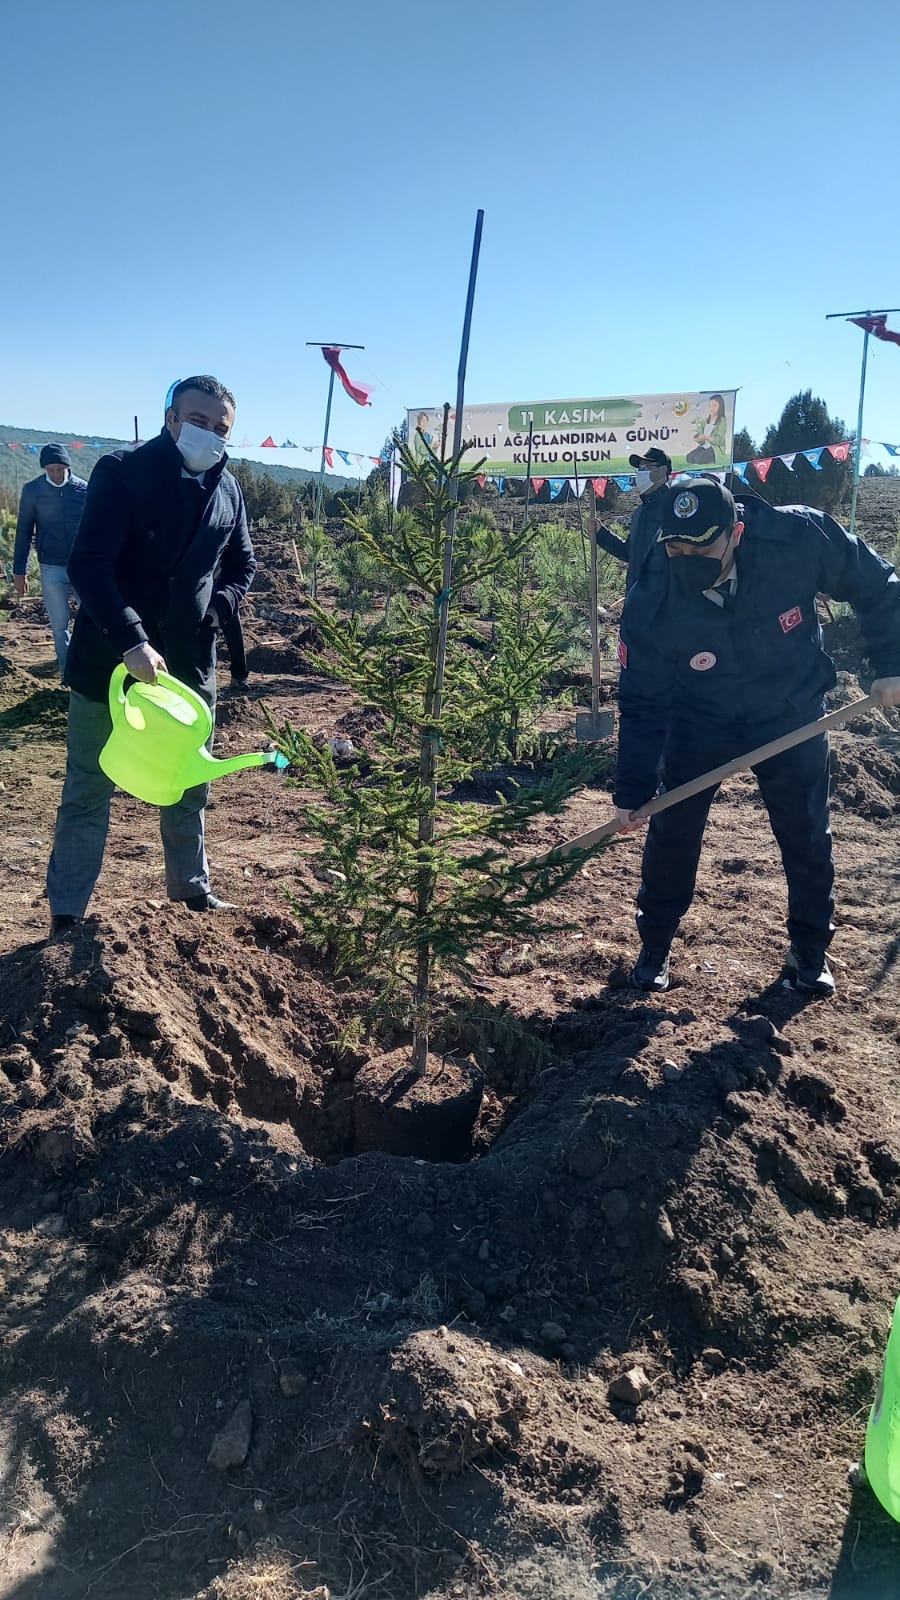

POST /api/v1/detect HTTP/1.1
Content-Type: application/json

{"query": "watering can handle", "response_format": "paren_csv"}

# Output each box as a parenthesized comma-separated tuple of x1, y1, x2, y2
(107, 663, 212, 726)
(153, 670, 214, 723)
(108, 661, 128, 720)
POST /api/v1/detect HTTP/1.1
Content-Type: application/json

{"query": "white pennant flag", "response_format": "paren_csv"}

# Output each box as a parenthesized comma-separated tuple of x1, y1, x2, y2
(781, 452, 797, 472)
(569, 476, 587, 497)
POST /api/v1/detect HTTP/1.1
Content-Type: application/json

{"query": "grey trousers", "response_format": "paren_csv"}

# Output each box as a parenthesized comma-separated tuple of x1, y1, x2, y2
(46, 690, 211, 916)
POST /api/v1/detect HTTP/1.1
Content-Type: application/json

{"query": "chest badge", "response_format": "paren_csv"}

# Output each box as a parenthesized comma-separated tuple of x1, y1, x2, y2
(779, 606, 803, 634)
(689, 651, 717, 672)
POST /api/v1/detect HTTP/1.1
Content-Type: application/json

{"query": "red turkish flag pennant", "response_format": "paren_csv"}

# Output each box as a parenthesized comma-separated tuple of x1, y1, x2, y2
(592, 477, 608, 498)
(70, 441, 85, 449)
(260, 436, 277, 448)
(753, 457, 773, 482)
(531, 477, 546, 494)
(849, 315, 900, 348)
(324, 447, 334, 468)
(477, 473, 486, 489)
(321, 347, 373, 407)
(828, 441, 851, 462)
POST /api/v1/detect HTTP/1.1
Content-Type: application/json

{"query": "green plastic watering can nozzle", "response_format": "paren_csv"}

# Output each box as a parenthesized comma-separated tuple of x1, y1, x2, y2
(99, 663, 289, 807)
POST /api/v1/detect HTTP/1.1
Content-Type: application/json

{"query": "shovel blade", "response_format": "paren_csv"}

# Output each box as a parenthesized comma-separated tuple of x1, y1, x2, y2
(575, 710, 615, 742)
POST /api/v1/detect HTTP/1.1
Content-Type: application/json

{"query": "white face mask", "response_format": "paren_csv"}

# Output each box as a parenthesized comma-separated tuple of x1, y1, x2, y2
(635, 469, 653, 492)
(174, 419, 227, 474)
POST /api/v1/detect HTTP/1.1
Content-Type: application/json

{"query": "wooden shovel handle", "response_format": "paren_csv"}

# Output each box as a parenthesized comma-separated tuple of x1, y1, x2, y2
(537, 694, 878, 864)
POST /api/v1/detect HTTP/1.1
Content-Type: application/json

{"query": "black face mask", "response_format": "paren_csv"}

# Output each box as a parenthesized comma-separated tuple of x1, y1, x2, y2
(669, 530, 735, 599)
(670, 553, 724, 598)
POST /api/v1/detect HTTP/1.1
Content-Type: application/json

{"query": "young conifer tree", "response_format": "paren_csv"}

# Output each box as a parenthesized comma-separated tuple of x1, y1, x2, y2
(275, 434, 612, 1074)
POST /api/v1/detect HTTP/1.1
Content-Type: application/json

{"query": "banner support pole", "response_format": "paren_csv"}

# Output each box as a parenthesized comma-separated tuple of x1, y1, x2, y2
(849, 325, 870, 541)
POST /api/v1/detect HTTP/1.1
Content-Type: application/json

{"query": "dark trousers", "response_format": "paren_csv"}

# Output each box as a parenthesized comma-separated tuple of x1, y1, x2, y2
(221, 610, 247, 681)
(635, 721, 834, 955)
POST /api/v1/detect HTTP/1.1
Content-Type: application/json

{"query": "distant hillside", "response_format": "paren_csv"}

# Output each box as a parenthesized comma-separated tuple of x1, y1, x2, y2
(0, 424, 355, 499)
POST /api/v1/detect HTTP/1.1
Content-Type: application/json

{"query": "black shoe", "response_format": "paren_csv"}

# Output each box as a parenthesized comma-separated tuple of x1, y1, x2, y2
(785, 947, 835, 997)
(631, 944, 671, 992)
(49, 914, 82, 938)
(182, 892, 237, 912)
(224, 677, 250, 696)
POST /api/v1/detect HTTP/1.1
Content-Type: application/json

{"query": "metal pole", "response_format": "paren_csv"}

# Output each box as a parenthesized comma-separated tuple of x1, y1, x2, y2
(435, 209, 484, 685)
(413, 210, 484, 1076)
(826, 308, 900, 537)
(306, 342, 365, 526)
(522, 419, 534, 528)
(314, 365, 335, 526)
(849, 326, 869, 541)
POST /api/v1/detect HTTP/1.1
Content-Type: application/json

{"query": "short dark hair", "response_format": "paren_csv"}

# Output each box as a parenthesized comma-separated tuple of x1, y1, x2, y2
(170, 375, 236, 413)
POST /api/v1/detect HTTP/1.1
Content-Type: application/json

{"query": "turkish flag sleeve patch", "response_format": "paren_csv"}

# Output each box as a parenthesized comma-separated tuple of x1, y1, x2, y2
(617, 636, 628, 668)
(779, 606, 803, 634)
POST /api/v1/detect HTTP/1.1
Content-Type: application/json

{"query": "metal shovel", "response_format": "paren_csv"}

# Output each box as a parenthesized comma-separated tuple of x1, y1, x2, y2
(538, 692, 879, 864)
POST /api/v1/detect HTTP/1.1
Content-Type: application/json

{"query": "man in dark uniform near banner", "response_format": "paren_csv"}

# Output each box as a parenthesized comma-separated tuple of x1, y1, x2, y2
(612, 477, 900, 996)
(595, 446, 671, 587)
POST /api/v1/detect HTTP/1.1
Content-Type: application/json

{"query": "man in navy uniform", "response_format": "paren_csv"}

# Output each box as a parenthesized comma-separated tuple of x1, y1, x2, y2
(613, 477, 900, 996)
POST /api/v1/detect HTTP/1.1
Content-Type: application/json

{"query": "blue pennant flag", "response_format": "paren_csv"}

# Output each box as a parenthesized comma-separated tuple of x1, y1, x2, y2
(733, 461, 749, 483)
(497, 477, 506, 495)
(806, 448, 824, 471)
(337, 450, 351, 465)
(883, 442, 900, 457)
(549, 477, 567, 499)
(282, 438, 298, 449)
(90, 439, 102, 447)
(614, 475, 633, 491)
(27, 444, 40, 453)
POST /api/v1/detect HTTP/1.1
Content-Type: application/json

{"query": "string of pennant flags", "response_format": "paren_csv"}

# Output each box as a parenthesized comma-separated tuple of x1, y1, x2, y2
(2, 437, 383, 471)
(473, 439, 866, 498)
(7, 434, 898, 491)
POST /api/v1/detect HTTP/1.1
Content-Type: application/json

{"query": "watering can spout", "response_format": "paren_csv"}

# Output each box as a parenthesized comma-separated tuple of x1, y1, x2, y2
(99, 664, 288, 807)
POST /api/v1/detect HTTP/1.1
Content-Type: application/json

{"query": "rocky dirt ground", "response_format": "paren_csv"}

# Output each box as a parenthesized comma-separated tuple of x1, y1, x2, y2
(1, 516, 900, 1600)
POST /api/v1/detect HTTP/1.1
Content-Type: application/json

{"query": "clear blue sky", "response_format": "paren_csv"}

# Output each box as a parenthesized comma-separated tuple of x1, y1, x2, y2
(3, 0, 899, 475)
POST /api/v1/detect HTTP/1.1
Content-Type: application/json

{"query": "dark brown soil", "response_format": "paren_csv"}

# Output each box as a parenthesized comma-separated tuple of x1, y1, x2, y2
(1, 526, 900, 1600)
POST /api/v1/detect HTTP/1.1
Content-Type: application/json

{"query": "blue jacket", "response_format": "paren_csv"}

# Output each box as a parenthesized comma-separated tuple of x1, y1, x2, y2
(65, 429, 256, 704)
(13, 473, 88, 572)
(614, 498, 900, 809)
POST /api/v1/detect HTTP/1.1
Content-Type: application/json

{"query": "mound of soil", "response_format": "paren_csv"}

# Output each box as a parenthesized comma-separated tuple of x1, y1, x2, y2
(1, 526, 900, 1600)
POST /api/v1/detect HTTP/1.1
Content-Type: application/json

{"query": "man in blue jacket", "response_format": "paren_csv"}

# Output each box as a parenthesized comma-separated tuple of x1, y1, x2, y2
(46, 376, 256, 936)
(13, 443, 87, 674)
(613, 477, 900, 996)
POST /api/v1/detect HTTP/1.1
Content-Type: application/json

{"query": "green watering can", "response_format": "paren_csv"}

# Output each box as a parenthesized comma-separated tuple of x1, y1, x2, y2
(99, 663, 288, 806)
(866, 1295, 900, 1522)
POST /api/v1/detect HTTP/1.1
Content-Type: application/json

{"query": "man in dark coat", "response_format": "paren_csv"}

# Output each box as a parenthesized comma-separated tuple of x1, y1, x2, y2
(612, 477, 900, 996)
(13, 443, 87, 673)
(594, 446, 671, 587)
(46, 376, 256, 935)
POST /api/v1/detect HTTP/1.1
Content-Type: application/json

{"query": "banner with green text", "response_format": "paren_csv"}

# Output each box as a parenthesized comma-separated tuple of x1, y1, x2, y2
(407, 390, 737, 477)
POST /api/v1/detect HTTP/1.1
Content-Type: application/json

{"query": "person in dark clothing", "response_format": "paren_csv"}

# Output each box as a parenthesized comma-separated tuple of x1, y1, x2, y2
(612, 477, 900, 996)
(220, 607, 250, 692)
(13, 443, 87, 673)
(46, 376, 256, 936)
(594, 446, 671, 588)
